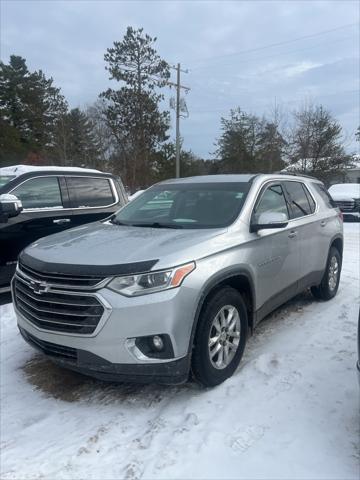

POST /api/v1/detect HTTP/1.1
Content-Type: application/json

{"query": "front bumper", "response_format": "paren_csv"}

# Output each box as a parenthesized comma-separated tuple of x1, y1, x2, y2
(14, 276, 200, 383)
(19, 326, 190, 384)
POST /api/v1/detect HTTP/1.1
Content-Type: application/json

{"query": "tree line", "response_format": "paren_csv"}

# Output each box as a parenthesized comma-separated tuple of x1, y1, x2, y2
(0, 27, 357, 190)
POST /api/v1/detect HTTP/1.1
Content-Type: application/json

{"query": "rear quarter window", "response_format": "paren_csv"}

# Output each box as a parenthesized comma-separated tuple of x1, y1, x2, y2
(312, 184, 337, 209)
(66, 177, 115, 208)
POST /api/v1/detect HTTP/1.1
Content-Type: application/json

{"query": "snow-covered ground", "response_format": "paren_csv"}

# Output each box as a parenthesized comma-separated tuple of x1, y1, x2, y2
(1, 224, 359, 480)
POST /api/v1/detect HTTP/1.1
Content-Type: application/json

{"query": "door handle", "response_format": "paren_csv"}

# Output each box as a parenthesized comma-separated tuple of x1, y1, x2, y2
(288, 230, 297, 239)
(53, 218, 71, 225)
(320, 220, 327, 227)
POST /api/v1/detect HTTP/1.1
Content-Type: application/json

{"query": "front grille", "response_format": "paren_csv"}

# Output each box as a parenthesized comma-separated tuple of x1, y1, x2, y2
(19, 327, 77, 361)
(334, 200, 356, 212)
(18, 261, 106, 289)
(14, 272, 106, 335)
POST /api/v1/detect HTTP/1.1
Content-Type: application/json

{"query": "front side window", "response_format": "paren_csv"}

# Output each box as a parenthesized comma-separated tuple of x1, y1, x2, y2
(284, 181, 312, 218)
(11, 176, 63, 209)
(66, 177, 115, 208)
(253, 184, 289, 222)
(112, 182, 250, 229)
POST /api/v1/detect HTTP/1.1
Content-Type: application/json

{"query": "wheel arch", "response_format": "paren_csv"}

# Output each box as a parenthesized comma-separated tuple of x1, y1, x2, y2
(188, 268, 256, 354)
(330, 235, 343, 259)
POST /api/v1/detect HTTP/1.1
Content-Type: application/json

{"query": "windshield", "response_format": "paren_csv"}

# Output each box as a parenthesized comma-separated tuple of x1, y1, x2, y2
(112, 182, 250, 229)
(0, 175, 16, 188)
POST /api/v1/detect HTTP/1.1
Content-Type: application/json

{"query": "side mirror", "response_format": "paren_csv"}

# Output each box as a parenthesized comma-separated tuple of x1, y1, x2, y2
(0, 194, 23, 222)
(251, 211, 288, 232)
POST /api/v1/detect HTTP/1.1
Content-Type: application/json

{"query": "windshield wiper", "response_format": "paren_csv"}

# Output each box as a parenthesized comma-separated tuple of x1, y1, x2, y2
(110, 218, 128, 226)
(132, 222, 183, 229)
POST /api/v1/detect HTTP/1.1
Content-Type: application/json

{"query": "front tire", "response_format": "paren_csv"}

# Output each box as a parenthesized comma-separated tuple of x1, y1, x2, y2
(311, 246, 341, 301)
(191, 287, 248, 387)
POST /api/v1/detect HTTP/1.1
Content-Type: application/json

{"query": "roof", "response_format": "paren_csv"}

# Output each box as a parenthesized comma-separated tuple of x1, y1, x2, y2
(157, 173, 320, 185)
(0, 165, 103, 177)
(159, 174, 256, 184)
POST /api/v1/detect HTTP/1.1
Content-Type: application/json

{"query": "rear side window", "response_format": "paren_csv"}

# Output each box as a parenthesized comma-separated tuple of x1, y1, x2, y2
(11, 176, 63, 209)
(283, 181, 312, 218)
(312, 184, 337, 209)
(66, 177, 115, 208)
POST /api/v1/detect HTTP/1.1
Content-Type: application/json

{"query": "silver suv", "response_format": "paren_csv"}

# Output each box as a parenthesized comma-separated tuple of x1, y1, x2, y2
(13, 174, 343, 387)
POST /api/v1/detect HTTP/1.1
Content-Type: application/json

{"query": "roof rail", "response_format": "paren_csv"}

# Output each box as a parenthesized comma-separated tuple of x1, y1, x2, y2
(276, 171, 319, 181)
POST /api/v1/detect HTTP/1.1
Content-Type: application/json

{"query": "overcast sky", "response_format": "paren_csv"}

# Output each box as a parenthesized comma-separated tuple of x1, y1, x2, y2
(1, 0, 359, 158)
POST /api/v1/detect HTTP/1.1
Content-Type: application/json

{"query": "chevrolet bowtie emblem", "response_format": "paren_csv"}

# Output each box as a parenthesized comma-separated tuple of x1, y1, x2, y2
(30, 280, 48, 295)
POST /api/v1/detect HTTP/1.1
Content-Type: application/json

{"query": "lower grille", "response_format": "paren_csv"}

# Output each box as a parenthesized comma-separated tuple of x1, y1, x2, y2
(335, 200, 356, 212)
(14, 275, 105, 335)
(19, 327, 77, 361)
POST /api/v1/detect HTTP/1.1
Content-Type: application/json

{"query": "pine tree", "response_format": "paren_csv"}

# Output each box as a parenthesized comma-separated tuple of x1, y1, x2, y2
(215, 108, 269, 173)
(62, 108, 100, 168)
(256, 121, 286, 172)
(101, 27, 170, 190)
(0, 55, 67, 165)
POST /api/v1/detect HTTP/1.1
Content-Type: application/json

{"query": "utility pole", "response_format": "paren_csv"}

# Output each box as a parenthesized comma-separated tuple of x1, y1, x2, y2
(168, 64, 190, 178)
(175, 63, 181, 178)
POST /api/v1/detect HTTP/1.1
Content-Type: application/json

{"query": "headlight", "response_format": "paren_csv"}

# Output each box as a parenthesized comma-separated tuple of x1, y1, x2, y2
(107, 262, 195, 296)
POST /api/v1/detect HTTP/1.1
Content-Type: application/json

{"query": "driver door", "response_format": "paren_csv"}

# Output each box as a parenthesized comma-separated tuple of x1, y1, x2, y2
(250, 182, 300, 318)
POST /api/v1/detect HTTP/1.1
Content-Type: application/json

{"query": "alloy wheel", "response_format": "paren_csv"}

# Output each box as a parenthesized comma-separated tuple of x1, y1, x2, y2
(208, 305, 241, 370)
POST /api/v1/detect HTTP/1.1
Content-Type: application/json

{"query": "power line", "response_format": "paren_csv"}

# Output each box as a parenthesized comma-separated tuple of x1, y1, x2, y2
(186, 89, 360, 115)
(188, 34, 356, 73)
(188, 22, 359, 69)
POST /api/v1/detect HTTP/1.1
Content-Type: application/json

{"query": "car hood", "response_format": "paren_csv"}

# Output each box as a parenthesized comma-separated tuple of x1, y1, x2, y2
(329, 185, 360, 200)
(330, 192, 358, 201)
(22, 221, 227, 274)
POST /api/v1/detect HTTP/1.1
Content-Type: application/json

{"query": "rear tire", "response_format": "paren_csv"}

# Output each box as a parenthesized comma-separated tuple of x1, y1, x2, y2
(191, 287, 248, 387)
(311, 246, 341, 301)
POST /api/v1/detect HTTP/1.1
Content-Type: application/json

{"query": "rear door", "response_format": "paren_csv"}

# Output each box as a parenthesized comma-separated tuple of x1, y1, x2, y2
(282, 180, 323, 289)
(65, 176, 120, 227)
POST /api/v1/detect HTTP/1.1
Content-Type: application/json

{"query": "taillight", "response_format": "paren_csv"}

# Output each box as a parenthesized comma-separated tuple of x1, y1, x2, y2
(338, 210, 343, 222)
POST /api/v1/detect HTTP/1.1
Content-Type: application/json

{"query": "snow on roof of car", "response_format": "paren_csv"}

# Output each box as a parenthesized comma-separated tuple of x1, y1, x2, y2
(328, 183, 360, 197)
(0, 165, 103, 177)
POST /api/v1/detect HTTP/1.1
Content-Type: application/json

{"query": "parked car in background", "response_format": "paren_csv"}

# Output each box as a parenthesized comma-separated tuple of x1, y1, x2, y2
(328, 183, 360, 222)
(0, 165, 127, 292)
(13, 173, 343, 387)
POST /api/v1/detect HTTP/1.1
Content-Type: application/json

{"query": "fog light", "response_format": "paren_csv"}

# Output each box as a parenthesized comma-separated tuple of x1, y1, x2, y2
(152, 335, 164, 351)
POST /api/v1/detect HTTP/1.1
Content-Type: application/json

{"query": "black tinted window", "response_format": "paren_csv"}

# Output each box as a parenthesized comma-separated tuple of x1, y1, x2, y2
(12, 176, 63, 209)
(67, 177, 115, 208)
(254, 184, 289, 221)
(284, 181, 311, 218)
(313, 184, 336, 209)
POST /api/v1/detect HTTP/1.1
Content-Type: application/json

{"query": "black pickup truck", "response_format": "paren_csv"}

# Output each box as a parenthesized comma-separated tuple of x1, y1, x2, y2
(0, 165, 127, 292)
